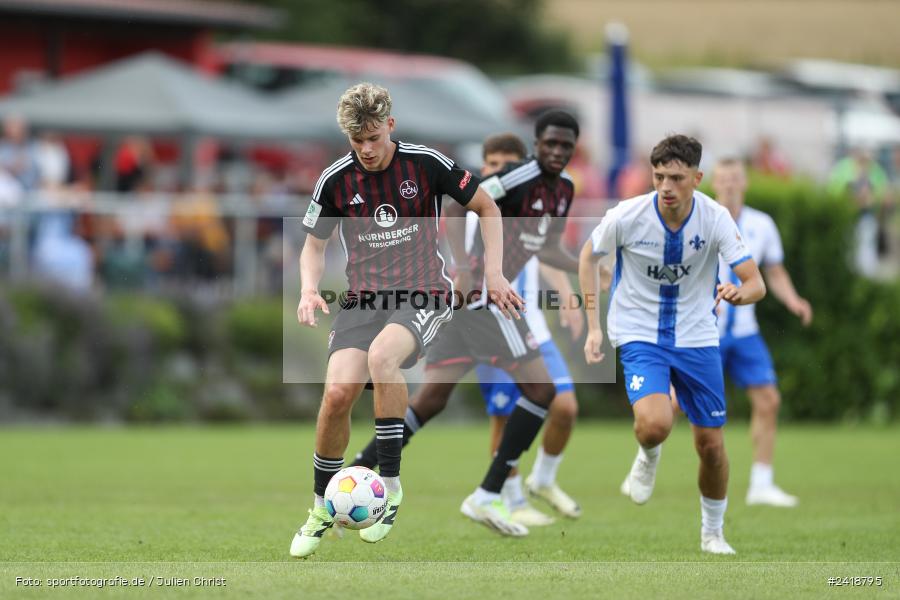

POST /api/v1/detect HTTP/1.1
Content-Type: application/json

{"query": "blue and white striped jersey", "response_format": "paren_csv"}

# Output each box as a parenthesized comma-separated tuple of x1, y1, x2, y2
(590, 191, 750, 348)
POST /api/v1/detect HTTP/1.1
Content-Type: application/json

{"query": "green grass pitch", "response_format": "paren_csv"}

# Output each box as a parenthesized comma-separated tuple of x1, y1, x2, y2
(1, 422, 898, 598)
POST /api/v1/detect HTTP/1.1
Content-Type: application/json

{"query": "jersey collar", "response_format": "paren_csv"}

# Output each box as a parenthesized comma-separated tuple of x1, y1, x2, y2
(653, 192, 696, 235)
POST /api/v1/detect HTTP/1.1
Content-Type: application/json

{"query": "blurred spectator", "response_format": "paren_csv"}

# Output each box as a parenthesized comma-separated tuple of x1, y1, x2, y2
(559, 145, 604, 251)
(0, 115, 40, 191)
(828, 148, 890, 277)
(616, 154, 653, 199)
(218, 145, 254, 195)
(249, 168, 291, 292)
(34, 132, 71, 191)
(565, 144, 603, 199)
(285, 145, 331, 194)
(0, 166, 23, 207)
(32, 213, 94, 292)
(751, 137, 792, 178)
(115, 136, 155, 193)
(170, 184, 231, 280)
(118, 179, 178, 286)
(0, 166, 24, 270)
(95, 214, 145, 290)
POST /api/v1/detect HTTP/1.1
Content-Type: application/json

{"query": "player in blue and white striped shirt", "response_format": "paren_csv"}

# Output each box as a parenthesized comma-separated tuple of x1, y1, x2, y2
(579, 135, 766, 555)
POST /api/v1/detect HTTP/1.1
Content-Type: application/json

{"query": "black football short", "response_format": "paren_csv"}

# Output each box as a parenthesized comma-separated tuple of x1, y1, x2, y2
(425, 304, 541, 370)
(327, 291, 453, 369)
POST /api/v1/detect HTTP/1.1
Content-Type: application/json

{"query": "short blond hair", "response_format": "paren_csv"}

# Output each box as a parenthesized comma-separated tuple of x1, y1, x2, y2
(336, 82, 392, 135)
(713, 156, 746, 176)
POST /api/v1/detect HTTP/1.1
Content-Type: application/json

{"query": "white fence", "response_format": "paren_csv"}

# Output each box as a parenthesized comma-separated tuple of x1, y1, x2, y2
(0, 191, 307, 297)
(1, 192, 617, 298)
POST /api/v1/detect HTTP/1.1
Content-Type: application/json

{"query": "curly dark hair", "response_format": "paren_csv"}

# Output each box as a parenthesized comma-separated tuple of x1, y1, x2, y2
(535, 110, 579, 139)
(650, 134, 702, 168)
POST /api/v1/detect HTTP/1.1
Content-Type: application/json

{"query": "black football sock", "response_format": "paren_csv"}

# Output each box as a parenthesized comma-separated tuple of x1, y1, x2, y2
(479, 398, 548, 493)
(375, 417, 404, 479)
(351, 437, 379, 469)
(313, 452, 344, 498)
(352, 406, 420, 468)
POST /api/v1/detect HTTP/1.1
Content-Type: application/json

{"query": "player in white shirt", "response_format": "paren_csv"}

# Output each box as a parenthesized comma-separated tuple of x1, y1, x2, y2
(579, 135, 766, 555)
(712, 158, 812, 507)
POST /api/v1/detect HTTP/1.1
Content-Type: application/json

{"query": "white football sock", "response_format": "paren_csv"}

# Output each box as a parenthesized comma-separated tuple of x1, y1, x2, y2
(502, 474, 527, 509)
(314, 494, 325, 508)
(473, 487, 502, 505)
(639, 444, 661, 462)
(531, 447, 563, 487)
(383, 476, 401, 495)
(750, 462, 774, 489)
(700, 495, 728, 533)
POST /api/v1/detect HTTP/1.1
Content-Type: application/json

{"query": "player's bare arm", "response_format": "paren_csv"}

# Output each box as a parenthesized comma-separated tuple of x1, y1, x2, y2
(466, 188, 525, 319)
(578, 240, 605, 364)
(297, 234, 331, 327)
(715, 258, 766, 306)
(764, 263, 813, 326)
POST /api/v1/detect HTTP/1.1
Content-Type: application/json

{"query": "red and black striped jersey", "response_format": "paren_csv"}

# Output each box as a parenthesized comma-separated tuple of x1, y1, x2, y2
(469, 158, 575, 285)
(302, 141, 479, 293)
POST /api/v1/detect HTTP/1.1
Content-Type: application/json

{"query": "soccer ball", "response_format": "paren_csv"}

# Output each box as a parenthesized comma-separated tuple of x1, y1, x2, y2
(324, 466, 387, 530)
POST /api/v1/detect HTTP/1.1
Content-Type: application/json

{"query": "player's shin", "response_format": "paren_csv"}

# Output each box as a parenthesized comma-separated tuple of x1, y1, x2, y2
(701, 495, 728, 532)
(480, 398, 548, 493)
(352, 406, 420, 468)
(358, 417, 407, 544)
(313, 453, 344, 505)
(531, 447, 564, 487)
(375, 418, 404, 493)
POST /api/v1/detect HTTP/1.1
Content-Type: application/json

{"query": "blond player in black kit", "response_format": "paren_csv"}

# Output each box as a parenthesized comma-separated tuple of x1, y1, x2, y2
(290, 82, 522, 558)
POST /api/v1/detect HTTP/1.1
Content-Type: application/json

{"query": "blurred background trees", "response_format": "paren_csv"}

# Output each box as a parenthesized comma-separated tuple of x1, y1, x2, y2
(248, 0, 578, 75)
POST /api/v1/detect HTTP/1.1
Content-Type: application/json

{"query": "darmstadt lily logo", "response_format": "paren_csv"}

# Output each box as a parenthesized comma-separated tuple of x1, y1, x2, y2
(689, 234, 706, 251)
(630, 375, 645, 391)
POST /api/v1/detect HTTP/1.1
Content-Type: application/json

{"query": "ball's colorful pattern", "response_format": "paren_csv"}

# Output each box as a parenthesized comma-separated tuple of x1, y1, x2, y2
(323, 466, 388, 530)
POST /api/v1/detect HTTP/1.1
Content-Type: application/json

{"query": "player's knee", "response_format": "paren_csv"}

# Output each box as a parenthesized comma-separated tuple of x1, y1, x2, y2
(367, 344, 403, 380)
(322, 384, 356, 415)
(521, 381, 555, 408)
(752, 386, 780, 417)
(634, 412, 672, 446)
(550, 392, 578, 426)
(639, 422, 670, 446)
(695, 435, 726, 466)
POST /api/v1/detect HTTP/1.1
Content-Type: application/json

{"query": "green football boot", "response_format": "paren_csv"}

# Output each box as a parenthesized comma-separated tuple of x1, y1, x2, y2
(460, 493, 529, 537)
(360, 487, 403, 544)
(289, 506, 334, 558)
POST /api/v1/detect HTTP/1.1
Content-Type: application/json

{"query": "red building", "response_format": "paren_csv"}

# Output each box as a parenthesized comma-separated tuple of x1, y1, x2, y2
(0, 0, 280, 94)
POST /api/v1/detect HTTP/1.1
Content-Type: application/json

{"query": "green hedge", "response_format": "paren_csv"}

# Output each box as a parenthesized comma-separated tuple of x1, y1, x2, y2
(742, 175, 899, 422)
(226, 299, 282, 359)
(0, 288, 308, 423)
